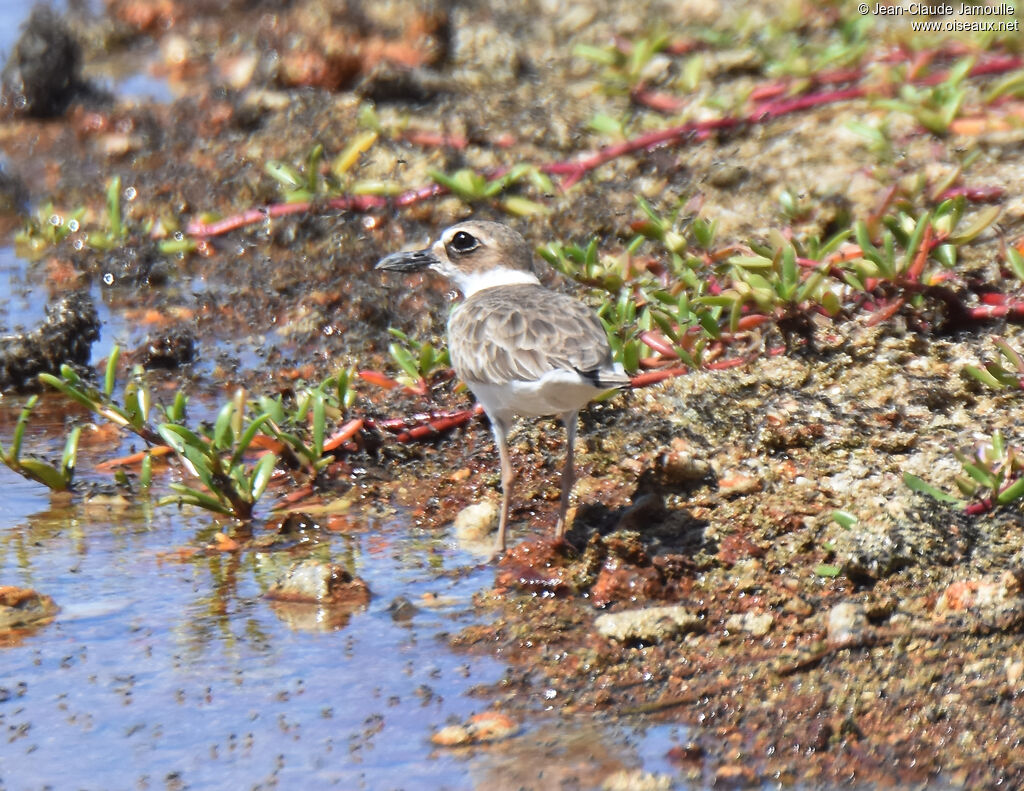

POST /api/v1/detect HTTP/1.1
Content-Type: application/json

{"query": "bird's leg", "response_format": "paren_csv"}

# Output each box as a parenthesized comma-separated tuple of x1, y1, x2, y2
(555, 411, 579, 540)
(491, 417, 514, 555)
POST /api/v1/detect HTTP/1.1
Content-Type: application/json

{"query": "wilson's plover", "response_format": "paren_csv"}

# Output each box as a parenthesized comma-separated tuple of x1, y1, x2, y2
(376, 220, 629, 554)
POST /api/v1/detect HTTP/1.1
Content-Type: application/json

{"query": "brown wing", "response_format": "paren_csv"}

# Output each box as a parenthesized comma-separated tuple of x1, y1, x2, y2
(448, 285, 612, 385)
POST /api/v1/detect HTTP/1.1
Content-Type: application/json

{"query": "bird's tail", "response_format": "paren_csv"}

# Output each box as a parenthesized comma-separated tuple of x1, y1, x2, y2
(579, 364, 631, 390)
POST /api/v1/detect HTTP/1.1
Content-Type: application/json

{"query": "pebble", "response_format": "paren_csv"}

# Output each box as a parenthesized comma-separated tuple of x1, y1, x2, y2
(595, 605, 701, 643)
(453, 500, 499, 542)
(725, 611, 774, 637)
(826, 602, 867, 645)
(601, 769, 673, 791)
(431, 711, 519, 746)
(265, 558, 370, 605)
(0, 586, 58, 630)
(1006, 659, 1024, 689)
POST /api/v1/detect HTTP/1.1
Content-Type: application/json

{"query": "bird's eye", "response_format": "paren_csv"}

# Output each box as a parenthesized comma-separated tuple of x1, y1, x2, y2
(448, 231, 479, 255)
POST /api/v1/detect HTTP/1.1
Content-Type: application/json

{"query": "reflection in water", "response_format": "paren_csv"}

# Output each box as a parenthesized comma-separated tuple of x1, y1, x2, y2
(0, 465, 683, 789)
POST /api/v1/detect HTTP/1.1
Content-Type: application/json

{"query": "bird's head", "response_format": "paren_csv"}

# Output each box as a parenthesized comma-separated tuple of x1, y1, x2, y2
(376, 220, 541, 298)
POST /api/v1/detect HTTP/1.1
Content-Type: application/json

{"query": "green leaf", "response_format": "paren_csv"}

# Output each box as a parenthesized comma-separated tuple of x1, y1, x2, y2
(947, 205, 1000, 245)
(995, 338, 1024, 371)
(586, 113, 625, 137)
(903, 472, 962, 504)
(213, 400, 236, 449)
(61, 426, 81, 479)
(729, 254, 773, 270)
(418, 343, 435, 376)
(853, 221, 879, 264)
(814, 564, 842, 578)
(160, 484, 232, 515)
(39, 373, 97, 413)
(572, 42, 618, 66)
(500, 196, 550, 217)
(106, 175, 122, 240)
(11, 395, 37, 463)
(257, 396, 287, 425)
(831, 510, 858, 529)
(181, 445, 216, 492)
(18, 459, 68, 491)
(250, 453, 276, 501)
(996, 476, 1024, 505)
(388, 342, 421, 381)
(158, 423, 209, 454)
(230, 413, 273, 468)
(167, 390, 187, 423)
(961, 460, 998, 490)
(903, 212, 930, 273)
(622, 340, 640, 374)
(265, 160, 304, 190)
(312, 394, 325, 456)
(104, 346, 120, 397)
(962, 364, 1006, 390)
(305, 143, 324, 192)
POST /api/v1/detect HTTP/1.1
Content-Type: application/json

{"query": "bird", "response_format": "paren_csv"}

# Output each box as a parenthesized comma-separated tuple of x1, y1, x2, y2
(376, 220, 630, 555)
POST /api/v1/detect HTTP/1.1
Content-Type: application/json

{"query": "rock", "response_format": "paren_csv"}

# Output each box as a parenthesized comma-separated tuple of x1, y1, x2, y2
(139, 330, 196, 370)
(832, 517, 955, 581)
(595, 605, 701, 643)
(0, 586, 58, 631)
(0, 292, 100, 393)
(356, 63, 446, 104)
(265, 558, 370, 631)
(431, 710, 519, 746)
(601, 769, 673, 791)
(1006, 659, 1024, 689)
(2, 5, 86, 117)
(453, 500, 499, 542)
(827, 602, 867, 645)
(387, 596, 418, 622)
(431, 723, 472, 747)
(935, 570, 1024, 627)
(725, 610, 774, 637)
(656, 437, 713, 485)
(266, 557, 370, 604)
(590, 562, 664, 608)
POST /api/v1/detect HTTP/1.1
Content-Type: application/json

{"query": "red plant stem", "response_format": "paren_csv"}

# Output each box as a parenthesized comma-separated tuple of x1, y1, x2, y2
(964, 498, 993, 516)
(357, 370, 402, 390)
(322, 418, 364, 452)
(366, 405, 484, 434)
(185, 52, 1023, 239)
(938, 186, 1005, 203)
(868, 184, 900, 229)
(967, 301, 1024, 321)
(906, 225, 934, 283)
(630, 367, 688, 387)
(866, 296, 906, 326)
(736, 314, 772, 331)
(394, 407, 479, 442)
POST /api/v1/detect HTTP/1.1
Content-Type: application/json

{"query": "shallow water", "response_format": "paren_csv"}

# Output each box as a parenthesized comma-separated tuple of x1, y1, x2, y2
(0, 469, 686, 790)
(0, 4, 688, 783)
(1, 488, 500, 789)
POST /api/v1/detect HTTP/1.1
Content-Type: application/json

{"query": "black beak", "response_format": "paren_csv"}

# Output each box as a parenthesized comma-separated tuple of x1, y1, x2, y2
(375, 248, 439, 272)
